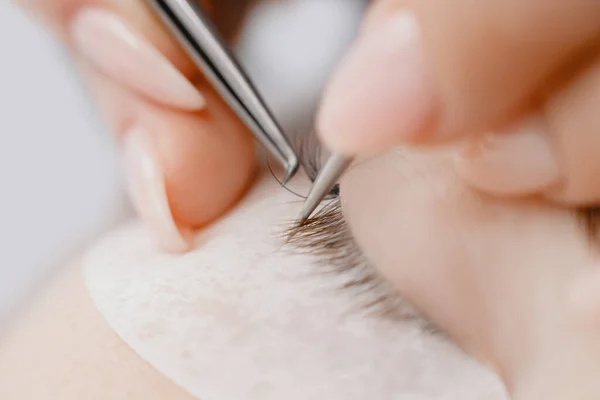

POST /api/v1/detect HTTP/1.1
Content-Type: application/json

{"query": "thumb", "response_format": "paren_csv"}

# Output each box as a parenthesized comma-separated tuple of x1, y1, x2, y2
(317, 0, 600, 154)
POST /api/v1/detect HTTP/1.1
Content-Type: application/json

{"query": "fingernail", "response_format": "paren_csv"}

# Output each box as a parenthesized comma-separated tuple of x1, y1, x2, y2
(454, 116, 560, 196)
(123, 127, 194, 253)
(318, 10, 435, 154)
(70, 8, 205, 111)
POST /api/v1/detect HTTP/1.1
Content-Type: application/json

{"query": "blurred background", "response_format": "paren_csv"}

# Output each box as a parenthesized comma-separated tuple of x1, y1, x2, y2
(0, 1, 366, 324)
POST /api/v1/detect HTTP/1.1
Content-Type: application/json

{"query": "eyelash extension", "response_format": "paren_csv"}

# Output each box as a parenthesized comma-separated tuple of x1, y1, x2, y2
(293, 129, 324, 182)
(282, 131, 433, 329)
(292, 130, 340, 196)
(267, 129, 341, 199)
(284, 199, 430, 326)
(284, 129, 600, 330)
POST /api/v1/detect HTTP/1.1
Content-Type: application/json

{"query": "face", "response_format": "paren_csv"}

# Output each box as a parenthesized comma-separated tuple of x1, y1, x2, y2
(85, 143, 600, 399)
(84, 169, 508, 400)
(339, 148, 600, 398)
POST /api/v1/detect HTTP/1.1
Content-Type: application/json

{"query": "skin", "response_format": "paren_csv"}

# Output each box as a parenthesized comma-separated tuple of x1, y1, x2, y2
(1, 152, 599, 399)
(0, 263, 192, 399)
(17, 0, 258, 240)
(341, 149, 600, 399)
(20, 0, 600, 248)
(10, 0, 600, 397)
(318, 0, 600, 205)
(0, 171, 503, 400)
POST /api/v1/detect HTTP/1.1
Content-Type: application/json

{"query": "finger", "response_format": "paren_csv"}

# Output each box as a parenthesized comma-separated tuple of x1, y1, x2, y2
(18, 0, 257, 251)
(454, 55, 600, 205)
(81, 60, 256, 253)
(317, 0, 600, 154)
(19, 0, 213, 109)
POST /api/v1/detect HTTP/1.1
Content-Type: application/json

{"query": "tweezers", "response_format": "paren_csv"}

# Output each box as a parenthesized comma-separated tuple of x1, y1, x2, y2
(148, 0, 353, 221)
(146, 0, 298, 182)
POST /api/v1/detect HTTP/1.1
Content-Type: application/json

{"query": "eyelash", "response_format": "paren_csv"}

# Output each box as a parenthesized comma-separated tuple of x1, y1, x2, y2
(283, 131, 433, 327)
(284, 199, 430, 325)
(282, 131, 600, 331)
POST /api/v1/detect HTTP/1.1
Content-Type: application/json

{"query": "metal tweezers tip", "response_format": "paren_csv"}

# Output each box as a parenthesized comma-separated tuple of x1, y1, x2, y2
(296, 154, 354, 223)
(297, 200, 317, 224)
(281, 162, 299, 186)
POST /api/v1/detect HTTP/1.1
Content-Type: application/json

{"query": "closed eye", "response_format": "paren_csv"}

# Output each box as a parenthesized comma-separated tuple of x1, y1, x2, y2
(285, 197, 432, 326)
(282, 130, 433, 328)
(282, 131, 600, 331)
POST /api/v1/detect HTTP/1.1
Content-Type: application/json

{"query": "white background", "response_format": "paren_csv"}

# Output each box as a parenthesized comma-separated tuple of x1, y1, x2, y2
(0, 0, 364, 323)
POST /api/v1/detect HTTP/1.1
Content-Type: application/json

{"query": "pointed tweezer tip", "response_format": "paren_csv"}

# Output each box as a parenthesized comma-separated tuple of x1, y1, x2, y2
(281, 162, 299, 186)
(296, 180, 324, 223)
(296, 202, 316, 225)
(296, 182, 328, 223)
(296, 153, 355, 224)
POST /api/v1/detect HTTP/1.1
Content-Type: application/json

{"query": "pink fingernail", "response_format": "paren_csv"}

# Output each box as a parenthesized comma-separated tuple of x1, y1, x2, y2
(454, 116, 560, 196)
(71, 8, 205, 111)
(318, 10, 435, 154)
(123, 127, 194, 253)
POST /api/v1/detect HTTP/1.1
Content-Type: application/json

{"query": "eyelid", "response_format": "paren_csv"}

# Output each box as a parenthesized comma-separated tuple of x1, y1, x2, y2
(284, 196, 431, 326)
(280, 130, 439, 328)
(283, 130, 405, 319)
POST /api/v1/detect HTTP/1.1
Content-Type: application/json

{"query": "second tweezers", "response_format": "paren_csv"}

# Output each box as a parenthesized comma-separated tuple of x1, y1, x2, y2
(147, 0, 299, 182)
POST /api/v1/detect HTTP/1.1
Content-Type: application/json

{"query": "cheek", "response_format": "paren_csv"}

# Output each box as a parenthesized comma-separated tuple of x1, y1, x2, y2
(340, 150, 592, 348)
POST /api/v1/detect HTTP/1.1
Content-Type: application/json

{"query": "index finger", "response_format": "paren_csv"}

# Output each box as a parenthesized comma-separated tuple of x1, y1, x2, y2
(16, 0, 258, 251)
(17, 0, 255, 77)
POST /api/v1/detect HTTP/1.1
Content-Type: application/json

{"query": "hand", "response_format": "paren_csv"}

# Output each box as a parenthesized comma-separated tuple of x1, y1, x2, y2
(317, 0, 600, 206)
(17, 0, 257, 252)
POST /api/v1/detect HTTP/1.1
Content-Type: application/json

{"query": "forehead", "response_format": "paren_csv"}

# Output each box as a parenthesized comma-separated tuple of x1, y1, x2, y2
(83, 173, 507, 400)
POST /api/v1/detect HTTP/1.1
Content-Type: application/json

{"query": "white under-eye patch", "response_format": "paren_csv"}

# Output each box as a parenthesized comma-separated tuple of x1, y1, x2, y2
(83, 173, 507, 400)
